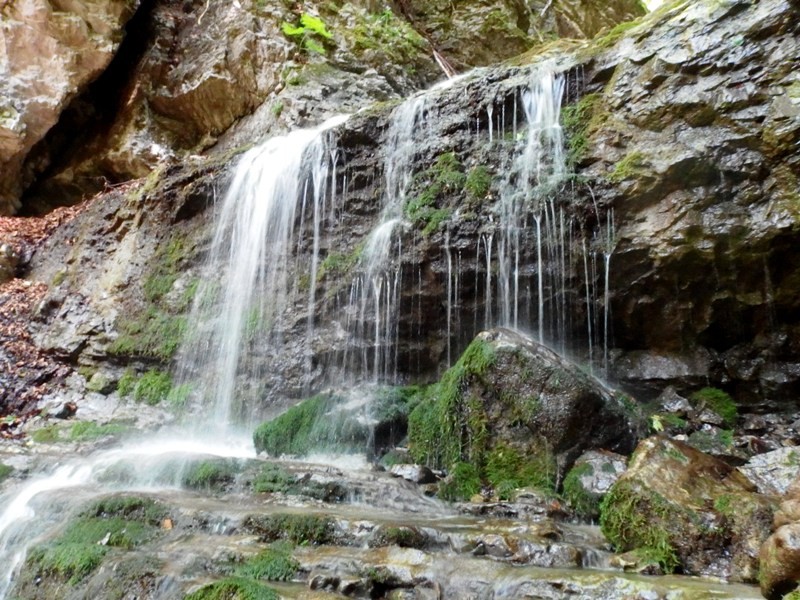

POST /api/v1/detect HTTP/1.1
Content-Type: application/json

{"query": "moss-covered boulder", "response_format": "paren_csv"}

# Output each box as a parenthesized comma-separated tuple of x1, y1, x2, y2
(600, 436, 775, 581)
(253, 386, 414, 458)
(408, 328, 640, 499)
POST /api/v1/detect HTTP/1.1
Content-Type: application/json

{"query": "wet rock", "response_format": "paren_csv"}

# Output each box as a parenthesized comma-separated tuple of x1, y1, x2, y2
(408, 329, 640, 494)
(759, 523, 800, 599)
(739, 447, 800, 496)
(600, 436, 775, 582)
(369, 525, 429, 550)
(389, 464, 438, 485)
(657, 387, 692, 416)
(562, 450, 627, 519)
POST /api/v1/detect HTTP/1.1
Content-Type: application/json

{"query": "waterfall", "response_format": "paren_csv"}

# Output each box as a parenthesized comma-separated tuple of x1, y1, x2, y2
(176, 115, 348, 427)
(495, 68, 566, 342)
(0, 116, 351, 597)
(341, 92, 428, 381)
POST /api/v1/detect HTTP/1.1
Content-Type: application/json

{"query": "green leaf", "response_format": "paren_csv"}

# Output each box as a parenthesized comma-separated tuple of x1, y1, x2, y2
(299, 13, 332, 39)
(281, 21, 305, 37)
(304, 38, 326, 55)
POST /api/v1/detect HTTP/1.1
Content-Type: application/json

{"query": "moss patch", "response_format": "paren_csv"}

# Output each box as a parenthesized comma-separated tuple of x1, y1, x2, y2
(109, 234, 195, 362)
(609, 150, 648, 183)
(253, 393, 370, 457)
(404, 152, 465, 235)
(0, 462, 13, 483)
(562, 462, 600, 518)
(250, 463, 346, 503)
(182, 459, 239, 492)
(185, 577, 279, 600)
(599, 479, 681, 573)
(561, 92, 604, 166)
(235, 542, 298, 582)
(69, 421, 129, 441)
(243, 513, 334, 545)
(27, 496, 166, 585)
(438, 462, 481, 501)
(690, 387, 737, 426)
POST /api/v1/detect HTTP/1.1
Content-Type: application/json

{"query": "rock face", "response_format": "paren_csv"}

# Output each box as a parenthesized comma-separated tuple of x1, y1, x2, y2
(5, 0, 800, 423)
(600, 436, 775, 582)
(408, 329, 639, 492)
(587, 0, 800, 407)
(0, 0, 137, 214)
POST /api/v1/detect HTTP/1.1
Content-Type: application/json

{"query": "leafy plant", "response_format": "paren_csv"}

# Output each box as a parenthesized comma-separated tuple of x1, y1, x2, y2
(281, 13, 333, 55)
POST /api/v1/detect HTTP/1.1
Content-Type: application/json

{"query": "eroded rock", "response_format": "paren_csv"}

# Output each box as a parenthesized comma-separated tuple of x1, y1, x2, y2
(600, 436, 775, 582)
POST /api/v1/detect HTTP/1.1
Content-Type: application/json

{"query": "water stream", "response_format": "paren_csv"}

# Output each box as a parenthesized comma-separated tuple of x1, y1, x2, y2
(0, 65, 654, 598)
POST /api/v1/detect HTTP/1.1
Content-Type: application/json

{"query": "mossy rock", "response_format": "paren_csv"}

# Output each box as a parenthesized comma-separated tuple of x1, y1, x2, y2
(184, 577, 279, 600)
(600, 436, 775, 581)
(408, 329, 639, 499)
(181, 459, 242, 492)
(243, 513, 334, 545)
(253, 386, 414, 459)
(250, 463, 347, 503)
(368, 525, 428, 549)
(25, 496, 167, 586)
(235, 542, 299, 582)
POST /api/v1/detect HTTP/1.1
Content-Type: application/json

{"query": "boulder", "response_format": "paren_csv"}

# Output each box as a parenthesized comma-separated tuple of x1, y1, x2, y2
(759, 523, 800, 599)
(562, 450, 627, 518)
(389, 464, 438, 485)
(0, 0, 137, 214)
(408, 328, 640, 495)
(600, 436, 775, 581)
(738, 447, 800, 496)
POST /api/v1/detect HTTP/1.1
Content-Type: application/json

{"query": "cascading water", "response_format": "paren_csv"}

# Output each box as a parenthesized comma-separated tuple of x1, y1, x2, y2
(0, 117, 350, 597)
(340, 93, 428, 381)
(175, 115, 348, 426)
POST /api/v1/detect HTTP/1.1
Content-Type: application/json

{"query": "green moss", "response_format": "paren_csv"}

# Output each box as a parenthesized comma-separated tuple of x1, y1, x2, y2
(52, 269, 67, 286)
(111, 233, 194, 362)
(408, 338, 496, 469)
(132, 370, 172, 406)
(465, 166, 491, 201)
(31, 424, 61, 444)
(166, 383, 191, 408)
(593, 18, 643, 49)
(714, 494, 734, 518)
(117, 368, 136, 397)
(599, 479, 680, 573)
(485, 442, 556, 499)
(182, 460, 238, 491)
(350, 7, 427, 67)
(252, 393, 370, 456)
(562, 462, 600, 518)
(244, 513, 334, 545)
(109, 308, 187, 361)
(235, 542, 298, 581)
(404, 152, 466, 236)
(438, 462, 481, 501)
(561, 93, 603, 166)
(184, 577, 279, 600)
(252, 464, 297, 494)
(27, 542, 107, 585)
(69, 421, 129, 441)
(83, 495, 168, 525)
(371, 525, 427, 549)
(270, 102, 283, 118)
(0, 462, 13, 483)
(316, 243, 363, 282)
(28, 506, 162, 585)
(609, 150, 647, 183)
(690, 387, 737, 426)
